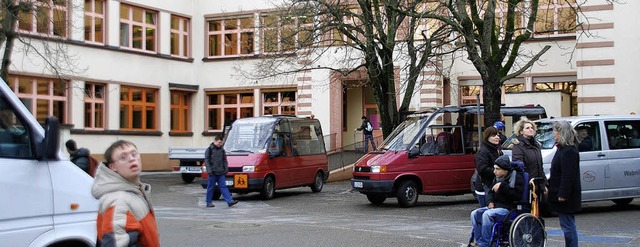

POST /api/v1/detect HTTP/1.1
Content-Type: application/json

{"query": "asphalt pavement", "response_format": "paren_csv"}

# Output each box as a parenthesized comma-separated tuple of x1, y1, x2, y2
(143, 172, 640, 247)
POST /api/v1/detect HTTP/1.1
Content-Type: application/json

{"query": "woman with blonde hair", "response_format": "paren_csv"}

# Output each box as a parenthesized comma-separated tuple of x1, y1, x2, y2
(511, 117, 545, 181)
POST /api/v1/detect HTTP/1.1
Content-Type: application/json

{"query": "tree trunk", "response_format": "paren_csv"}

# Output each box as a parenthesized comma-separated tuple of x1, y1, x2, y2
(482, 75, 502, 128)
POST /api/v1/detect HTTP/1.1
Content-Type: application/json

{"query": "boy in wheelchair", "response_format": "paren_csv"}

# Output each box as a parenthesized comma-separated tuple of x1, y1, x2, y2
(470, 155, 525, 247)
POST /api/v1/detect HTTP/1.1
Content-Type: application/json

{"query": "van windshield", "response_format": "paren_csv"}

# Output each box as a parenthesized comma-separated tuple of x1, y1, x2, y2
(502, 122, 557, 150)
(379, 117, 427, 151)
(224, 118, 275, 153)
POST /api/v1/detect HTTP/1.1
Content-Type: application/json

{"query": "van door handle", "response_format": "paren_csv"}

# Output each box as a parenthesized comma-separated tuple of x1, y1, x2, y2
(597, 153, 606, 157)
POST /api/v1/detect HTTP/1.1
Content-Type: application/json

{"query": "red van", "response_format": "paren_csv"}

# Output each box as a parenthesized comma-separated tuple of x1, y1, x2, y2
(351, 105, 546, 207)
(201, 116, 329, 200)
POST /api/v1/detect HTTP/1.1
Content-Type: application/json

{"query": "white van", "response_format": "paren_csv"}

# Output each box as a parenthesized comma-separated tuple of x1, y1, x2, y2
(504, 115, 640, 206)
(0, 80, 98, 246)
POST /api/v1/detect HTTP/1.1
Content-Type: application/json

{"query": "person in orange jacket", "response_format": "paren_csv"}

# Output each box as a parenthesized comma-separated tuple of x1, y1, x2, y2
(92, 140, 159, 246)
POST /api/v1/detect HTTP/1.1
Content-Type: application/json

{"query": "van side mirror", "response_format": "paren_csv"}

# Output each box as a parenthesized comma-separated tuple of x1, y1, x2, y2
(42, 116, 60, 160)
(408, 146, 420, 158)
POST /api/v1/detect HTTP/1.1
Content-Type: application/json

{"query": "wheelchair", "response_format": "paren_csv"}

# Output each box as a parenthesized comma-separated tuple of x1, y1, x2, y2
(469, 162, 547, 247)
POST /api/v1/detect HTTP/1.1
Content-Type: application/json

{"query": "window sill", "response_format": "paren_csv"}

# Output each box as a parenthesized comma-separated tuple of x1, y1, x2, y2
(70, 129, 163, 136)
(169, 131, 194, 136)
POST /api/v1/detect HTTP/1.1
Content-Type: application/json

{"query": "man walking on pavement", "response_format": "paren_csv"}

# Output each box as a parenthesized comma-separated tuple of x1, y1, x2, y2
(356, 116, 376, 153)
(204, 135, 238, 207)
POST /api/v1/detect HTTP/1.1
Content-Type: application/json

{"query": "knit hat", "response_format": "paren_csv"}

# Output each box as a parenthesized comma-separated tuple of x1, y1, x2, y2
(494, 155, 512, 171)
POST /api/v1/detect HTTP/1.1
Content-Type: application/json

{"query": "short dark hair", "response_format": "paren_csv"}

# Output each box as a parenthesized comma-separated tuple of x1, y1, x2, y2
(483, 127, 499, 142)
(361, 116, 367, 120)
(65, 139, 77, 151)
(214, 135, 224, 141)
(104, 140, 137, 165)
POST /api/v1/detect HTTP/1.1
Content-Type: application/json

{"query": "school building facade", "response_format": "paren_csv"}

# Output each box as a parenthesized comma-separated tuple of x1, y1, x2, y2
(4, 0, 638, 170)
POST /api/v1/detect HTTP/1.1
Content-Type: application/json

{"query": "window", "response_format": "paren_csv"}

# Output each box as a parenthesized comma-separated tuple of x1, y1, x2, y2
(207, 92, 254, 131)
(534, 0, 576, 36)
(84, 82, 105, 129)
(18, 0, 68, 37)
(170, 15, 190, 57)
(170, 91, 190, 132)
(575, 122, 601, 152)
(605, 121, 640, 150)
(6, 76, 68, 124)
(207, 17, 254, 57)
(290, 120, 326, 156)
(0, 96, 32, 158)
(460, 85, 481, 105)
(263, 90, 296, 115)
(120, 4, 157, 52)
(84, 0, 105, 43)
(119, 86, 157, 130)
(504, 84, 524, 93)
(534, 80, 576, 115)
(262, 14, 313, 53)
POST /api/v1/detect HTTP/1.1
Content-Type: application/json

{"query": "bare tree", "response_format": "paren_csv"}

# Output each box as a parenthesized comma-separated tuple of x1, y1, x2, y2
(421, 0, 616, 126)
(238, 0, 457, 137)
(1, 0, 83, 82)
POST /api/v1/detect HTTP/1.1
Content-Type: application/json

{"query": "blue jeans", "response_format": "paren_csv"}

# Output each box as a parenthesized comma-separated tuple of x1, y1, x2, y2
(471, 207, 509, 247)
(559, 213, 578, 247)
(206, 174, 233, 204)
(364, 134, 376, 152)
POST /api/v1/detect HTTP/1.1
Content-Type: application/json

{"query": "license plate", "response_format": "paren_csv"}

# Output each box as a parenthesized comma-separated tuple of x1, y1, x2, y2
(180, 166, 201, 173)
(234, 174, 248, 189)
(353, 181, 363, 188)
(225, 179, 233, 186)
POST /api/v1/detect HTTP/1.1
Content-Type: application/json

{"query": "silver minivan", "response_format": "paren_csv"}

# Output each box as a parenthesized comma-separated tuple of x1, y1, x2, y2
(503, 115, 640, 206)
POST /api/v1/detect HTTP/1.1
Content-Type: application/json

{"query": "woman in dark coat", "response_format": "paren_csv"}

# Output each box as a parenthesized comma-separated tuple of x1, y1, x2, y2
(511, 117, 546, 181)
(474, 127, 503, 207)
(548, 120, 581, 247)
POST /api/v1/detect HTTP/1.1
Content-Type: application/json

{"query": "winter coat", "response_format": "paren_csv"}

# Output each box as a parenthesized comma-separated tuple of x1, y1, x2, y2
(91, 164, 159, 247)
(357, 120, 373, 135)
(488, 170, 525, 210)
(512, 135, 546, 183)
(70, 147, 91, 174)
(475, 141, 503, 192)
(548, 144, 582, 213)
(205, 143, 228, 176)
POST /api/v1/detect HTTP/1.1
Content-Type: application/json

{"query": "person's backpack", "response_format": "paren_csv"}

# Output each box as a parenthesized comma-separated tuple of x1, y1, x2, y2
(365, 121, 373, 132)
(87, 156, 99, 177)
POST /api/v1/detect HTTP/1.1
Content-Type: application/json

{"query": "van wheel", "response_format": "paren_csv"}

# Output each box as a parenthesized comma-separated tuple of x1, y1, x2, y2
(181, 173, 195, 183)
(612, 198, 633, 206)
(310, 172, 324, 192)
(366, 193, 386, 205)
(261, 176, 275, 200)
(396, 180, 418, 207)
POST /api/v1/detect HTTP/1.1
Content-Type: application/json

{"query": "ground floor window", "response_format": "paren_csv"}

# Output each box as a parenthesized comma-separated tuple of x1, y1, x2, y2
(119, 85, 158, 130)
(170, 90, 191, 132)
(263, 90, 296, 115)
(84, 82, 106, 129)
(6, 75, 68, 124)
(207, 92, 254, 132)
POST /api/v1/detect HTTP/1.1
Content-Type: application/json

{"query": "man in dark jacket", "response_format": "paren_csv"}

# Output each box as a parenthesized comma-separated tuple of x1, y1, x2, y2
(65, 139, 91, 175)
(356, 116, 376, 153)
(470, 155, 524, 247)
(204, 135, 238, 208)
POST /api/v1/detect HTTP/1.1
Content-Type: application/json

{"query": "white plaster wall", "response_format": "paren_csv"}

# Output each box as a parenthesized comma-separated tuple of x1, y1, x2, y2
(7, 0, 640, 167)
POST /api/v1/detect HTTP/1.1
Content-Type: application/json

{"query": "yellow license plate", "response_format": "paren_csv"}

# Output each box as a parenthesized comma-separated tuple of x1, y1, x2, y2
(234, 174, 248, 189)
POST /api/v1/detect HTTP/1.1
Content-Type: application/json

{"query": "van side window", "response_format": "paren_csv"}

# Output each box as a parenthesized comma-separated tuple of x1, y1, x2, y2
(290, 120, 326, 156)
(0, 97, 32, 158)
(575, 122, 601, 152)
(605, 120, 640, 149)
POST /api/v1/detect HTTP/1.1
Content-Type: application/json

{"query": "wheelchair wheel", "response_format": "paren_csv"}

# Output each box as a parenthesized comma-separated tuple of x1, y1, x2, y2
(509, 213, 546, 247)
